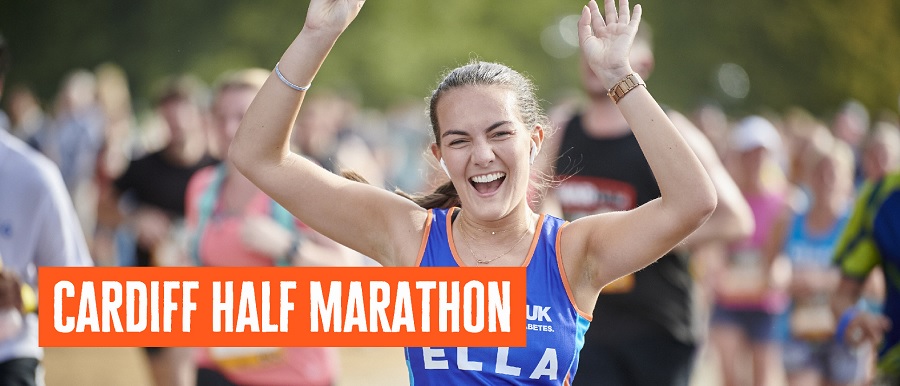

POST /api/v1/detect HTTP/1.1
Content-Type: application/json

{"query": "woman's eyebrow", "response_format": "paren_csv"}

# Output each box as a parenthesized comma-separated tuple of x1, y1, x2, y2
(440, 121, 511, 139)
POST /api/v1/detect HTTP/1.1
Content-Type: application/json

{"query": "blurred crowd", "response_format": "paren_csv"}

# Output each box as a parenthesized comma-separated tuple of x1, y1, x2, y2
(2, 32, 900, 386)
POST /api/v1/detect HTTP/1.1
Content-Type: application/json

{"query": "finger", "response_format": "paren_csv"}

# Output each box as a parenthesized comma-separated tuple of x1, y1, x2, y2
(578, 6, 594, 46)
(618, 0, 630, 24)
(587, 0, 605, 31)
(631, 4, 643, 29)
(603, 0, 618, 25)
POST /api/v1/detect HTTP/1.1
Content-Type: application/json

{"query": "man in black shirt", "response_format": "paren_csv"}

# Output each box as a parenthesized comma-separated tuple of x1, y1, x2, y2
(539, 27, 753, 386)
(97, 75, 217, 386)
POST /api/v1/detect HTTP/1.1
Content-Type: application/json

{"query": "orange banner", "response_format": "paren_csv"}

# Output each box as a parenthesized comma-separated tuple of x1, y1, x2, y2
(38, 267, 526, 348)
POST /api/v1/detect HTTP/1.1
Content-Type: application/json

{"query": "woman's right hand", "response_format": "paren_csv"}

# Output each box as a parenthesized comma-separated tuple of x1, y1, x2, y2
(303, 0, 367, 36)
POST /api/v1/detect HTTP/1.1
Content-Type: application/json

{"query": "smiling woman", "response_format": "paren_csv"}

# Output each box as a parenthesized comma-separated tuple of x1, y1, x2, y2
(228, 0, 717, 383)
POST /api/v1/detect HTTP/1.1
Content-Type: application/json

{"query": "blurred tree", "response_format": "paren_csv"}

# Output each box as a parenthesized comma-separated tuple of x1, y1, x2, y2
(0, 0, 897, 120)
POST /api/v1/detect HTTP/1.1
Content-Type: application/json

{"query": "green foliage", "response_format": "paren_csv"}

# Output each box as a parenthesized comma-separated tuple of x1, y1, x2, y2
(1, 0, 898, 119)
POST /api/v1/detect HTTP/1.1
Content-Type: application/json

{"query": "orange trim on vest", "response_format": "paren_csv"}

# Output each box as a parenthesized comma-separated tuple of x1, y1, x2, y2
(414, 209, 434, 267)
(445, 208, 545, 268)
(555, 222, 593, 321)
(519, 214, 545, 267)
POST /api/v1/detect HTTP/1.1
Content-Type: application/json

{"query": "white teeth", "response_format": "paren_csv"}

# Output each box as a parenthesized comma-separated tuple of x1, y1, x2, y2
(470, 172, 505, 183)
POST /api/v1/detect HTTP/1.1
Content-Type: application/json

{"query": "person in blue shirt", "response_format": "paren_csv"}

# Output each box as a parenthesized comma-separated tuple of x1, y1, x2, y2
(832, 171, 900, 385)
(229, 0, 717, 384)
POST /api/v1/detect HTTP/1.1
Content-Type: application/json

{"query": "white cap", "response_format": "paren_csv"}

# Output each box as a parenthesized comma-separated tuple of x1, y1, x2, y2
(730, 115, 782, 153)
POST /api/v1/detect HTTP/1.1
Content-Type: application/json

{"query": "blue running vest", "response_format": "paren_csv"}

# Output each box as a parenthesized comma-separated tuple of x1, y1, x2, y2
(404, 208, 591, 385)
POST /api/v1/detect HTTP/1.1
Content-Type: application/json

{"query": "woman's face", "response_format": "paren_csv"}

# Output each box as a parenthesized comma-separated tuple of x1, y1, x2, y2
(432, 85, 539, 220)
(212, 87, 257, 157)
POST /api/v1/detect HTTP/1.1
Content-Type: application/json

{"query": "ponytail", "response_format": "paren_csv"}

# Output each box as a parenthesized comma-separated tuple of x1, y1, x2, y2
(340, 170, 460, 210)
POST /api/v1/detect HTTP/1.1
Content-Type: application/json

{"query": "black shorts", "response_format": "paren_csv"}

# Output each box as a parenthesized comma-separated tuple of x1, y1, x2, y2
(0, 358, 40, 386)
(574, 333, 696, 386)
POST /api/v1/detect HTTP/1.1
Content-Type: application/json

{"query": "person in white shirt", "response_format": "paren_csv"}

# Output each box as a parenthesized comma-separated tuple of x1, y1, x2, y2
(0, 32, 94, 386)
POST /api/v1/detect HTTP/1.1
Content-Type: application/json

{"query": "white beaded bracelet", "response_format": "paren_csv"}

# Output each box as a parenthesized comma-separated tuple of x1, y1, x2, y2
(274, 62, 311, 92)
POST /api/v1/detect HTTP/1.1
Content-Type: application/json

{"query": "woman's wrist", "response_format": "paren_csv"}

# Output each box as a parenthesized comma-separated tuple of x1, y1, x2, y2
(599, 65, 636, 90)
(299, 22, 345, 42)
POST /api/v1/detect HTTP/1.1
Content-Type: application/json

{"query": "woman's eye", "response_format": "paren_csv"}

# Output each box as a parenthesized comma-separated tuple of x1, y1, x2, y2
(448, 139, 467, 147)
(493, 131, 513, 139)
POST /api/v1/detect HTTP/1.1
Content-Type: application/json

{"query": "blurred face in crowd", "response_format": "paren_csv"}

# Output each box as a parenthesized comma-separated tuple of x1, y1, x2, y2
(862, 125, 900, 181)
(212, 86, 256, 158)
(810, 144, 854, 207)
(833, 111, 867, 148)
(738, 146, 767, 181)
(158, 97, 203, 145)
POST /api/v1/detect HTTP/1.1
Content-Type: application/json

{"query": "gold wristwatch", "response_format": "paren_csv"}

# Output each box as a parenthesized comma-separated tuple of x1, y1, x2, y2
(607, 73, 645, 104)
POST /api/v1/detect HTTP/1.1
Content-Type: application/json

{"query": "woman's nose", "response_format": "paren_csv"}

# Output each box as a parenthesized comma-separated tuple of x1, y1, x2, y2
(471, 141, 495, 166)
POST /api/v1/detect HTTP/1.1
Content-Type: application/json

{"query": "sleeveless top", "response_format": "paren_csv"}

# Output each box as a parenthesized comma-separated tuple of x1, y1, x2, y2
(783, 209, 849, 270)
(404, 208, 591, 385)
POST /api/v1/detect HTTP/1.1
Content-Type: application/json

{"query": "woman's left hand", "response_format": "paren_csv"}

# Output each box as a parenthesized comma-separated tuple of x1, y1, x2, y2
(578, 0, 642, 89)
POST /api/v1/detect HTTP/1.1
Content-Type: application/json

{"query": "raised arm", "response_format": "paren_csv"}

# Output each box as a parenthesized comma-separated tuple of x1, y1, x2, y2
(561, 0, 717, 296)
(229, 0, 428, 266)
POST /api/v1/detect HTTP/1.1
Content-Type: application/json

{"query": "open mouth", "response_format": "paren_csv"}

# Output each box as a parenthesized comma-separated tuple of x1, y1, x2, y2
(469, 172, 506, 195)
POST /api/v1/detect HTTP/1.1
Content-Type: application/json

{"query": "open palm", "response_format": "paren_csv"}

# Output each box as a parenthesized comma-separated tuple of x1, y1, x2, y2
(578, 0, 642, 89)
(304, 0, 366, 34)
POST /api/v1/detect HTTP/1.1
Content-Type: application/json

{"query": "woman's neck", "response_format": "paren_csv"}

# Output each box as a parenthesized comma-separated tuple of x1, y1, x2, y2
(454, 205, 537, 266)
(806, 193, 843, 230)
(162, 136, 206, 167)
(457, 204, 535, 236)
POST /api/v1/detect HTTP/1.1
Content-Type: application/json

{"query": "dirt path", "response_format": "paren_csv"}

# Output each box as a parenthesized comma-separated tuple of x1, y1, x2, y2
(43, 347, 409, 386)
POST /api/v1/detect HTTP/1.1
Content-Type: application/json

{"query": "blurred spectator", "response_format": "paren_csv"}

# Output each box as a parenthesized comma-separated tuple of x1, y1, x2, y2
(538, 24, 753, 386)
(94, 62, 137, 181)
(381, 99, 433, 193)
(782, 107, 827, 188)
(0, 32, 94, 386)
(99, 74, 217, 267)
(768, 130, 866, 385)
(95, 74, 218, 385)
(691, 101, 731, 159)
(188, 68, 345, 386)
(712, 115, 791, 386)
(861, 121, 900, 182)
(831, 170, 900, 385)
(3, 84, 45, 142)
(291, 91, 385, 187)
(29, 69, 106, 246)
(831, 100, 870, 186)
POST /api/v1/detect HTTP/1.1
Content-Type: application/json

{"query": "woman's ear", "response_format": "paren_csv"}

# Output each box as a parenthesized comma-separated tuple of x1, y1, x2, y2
(530, 125, 545, 162)
(431, 143, 449, 178)
(430, 142, 441, 161)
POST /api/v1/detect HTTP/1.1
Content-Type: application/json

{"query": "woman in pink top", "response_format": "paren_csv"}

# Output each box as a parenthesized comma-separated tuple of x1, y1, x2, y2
(186, 69, 340, 386)
(711, 115, 791, 386)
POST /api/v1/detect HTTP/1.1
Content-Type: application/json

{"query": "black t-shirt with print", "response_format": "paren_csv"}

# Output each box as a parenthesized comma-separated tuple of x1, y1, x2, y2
(554, 114, 696, 345)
